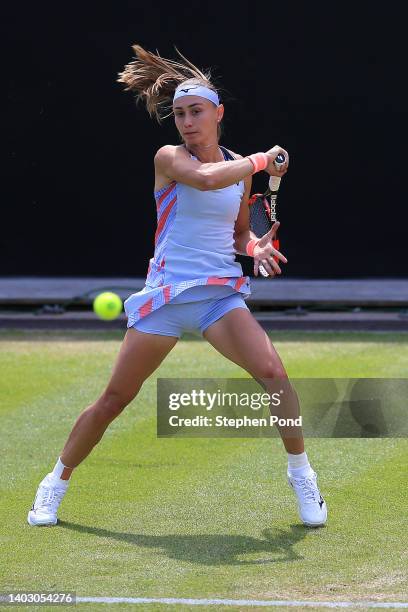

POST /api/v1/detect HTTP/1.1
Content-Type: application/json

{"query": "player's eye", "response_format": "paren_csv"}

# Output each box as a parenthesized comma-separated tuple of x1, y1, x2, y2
(175, 109, 200, 117)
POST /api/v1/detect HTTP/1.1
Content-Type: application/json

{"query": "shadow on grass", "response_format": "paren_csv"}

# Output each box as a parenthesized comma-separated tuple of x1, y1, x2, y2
(58, 522, 311, 565)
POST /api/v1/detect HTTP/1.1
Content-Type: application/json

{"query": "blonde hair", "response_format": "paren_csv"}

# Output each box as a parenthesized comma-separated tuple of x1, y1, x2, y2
(117, 44, 221, 125)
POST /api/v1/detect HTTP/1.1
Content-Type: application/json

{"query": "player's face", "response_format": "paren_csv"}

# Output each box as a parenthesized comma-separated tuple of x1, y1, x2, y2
(173, 96, 223, 144)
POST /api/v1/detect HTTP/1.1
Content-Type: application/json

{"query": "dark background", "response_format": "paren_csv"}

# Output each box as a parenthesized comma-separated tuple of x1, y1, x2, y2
(2, 1, 406, 278)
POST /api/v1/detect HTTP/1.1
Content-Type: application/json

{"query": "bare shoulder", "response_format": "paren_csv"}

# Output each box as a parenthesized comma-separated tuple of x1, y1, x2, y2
(154, 145, 189, 193)
(154, 144, 187, 165)
(154, 145, 175, 193)
(154, 144, 174, 167)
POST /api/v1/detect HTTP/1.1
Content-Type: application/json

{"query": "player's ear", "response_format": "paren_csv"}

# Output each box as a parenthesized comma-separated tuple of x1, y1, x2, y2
(216, 104, 224, 123)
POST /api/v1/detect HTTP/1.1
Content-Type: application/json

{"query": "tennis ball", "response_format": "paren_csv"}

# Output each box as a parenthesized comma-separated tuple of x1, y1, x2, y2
(93, 292, 123, 321)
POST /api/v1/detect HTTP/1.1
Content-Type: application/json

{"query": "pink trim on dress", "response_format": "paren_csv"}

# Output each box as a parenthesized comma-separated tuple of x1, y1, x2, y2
(154, 196, 177, 246)
(156, 181, 177, 209)
(163, 286, 171, 303)
(139, 297, 154, 318)
(234, 277, 247, 291)
(206, 277, 230, 285)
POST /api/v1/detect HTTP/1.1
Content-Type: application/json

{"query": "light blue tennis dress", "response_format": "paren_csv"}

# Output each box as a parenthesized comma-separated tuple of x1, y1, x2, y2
(124, 145, 251, 337)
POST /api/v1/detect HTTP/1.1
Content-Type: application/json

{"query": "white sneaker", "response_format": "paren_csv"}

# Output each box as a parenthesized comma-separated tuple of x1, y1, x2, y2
(288, 468, 327, 527)
(27, 473, 69, 526)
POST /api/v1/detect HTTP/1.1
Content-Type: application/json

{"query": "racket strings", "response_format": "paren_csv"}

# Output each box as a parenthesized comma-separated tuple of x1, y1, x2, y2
(249, 195, 271, 238)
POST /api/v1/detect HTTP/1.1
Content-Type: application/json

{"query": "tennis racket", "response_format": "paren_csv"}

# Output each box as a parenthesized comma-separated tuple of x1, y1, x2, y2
(248, 153, 286, 277)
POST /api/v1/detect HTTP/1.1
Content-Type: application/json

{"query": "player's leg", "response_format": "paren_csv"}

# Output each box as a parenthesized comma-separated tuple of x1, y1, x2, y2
(202, 305, 327, 526)
(60, 328, 178, 467)
(203, 306, 302, 450)
(28, 328, 178, 526)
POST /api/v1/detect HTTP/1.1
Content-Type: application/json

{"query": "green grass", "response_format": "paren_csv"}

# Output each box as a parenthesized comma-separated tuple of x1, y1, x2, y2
(0, 330, 407, 611)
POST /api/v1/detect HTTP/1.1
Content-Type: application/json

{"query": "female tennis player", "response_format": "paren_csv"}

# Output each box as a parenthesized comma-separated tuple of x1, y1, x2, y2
(28, 45, 327, 528)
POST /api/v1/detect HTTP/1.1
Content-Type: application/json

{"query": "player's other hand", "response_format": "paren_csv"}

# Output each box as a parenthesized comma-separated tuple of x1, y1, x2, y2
(253, 222, 288, 277)
(265, 145, 289, 177)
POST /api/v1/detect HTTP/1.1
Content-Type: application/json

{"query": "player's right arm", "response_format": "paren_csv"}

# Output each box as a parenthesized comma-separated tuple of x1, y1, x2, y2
(154, 145, 288, 191)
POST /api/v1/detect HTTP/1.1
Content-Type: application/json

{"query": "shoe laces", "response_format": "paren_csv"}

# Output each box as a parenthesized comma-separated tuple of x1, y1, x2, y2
(34, 482, 66, 511)
(291, 472, 321, 504)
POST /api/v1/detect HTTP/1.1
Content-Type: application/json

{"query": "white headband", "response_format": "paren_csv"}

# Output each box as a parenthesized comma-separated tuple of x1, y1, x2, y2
(173, 84, 220, 107)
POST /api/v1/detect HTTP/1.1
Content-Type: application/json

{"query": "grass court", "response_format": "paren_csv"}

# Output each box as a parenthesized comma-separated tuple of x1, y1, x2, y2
(0, 329, 407, 610)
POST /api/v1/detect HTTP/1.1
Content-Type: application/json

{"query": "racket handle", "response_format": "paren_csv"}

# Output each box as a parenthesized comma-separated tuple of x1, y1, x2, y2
(274, 153, 286, 169)
(269, 153, 286, 191)
(260, 154, 285, 278)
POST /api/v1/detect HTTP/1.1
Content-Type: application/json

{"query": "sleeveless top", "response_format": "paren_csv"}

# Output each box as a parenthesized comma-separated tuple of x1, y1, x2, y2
(124, 145, 251, 328)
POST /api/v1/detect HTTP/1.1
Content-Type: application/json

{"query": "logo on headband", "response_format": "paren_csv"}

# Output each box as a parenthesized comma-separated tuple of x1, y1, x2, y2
(178, 86, 199, 93)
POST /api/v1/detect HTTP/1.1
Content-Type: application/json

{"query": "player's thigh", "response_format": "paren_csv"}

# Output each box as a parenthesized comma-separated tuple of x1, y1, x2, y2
(101, 328, 178, 407)
(203, 307, 286, 379)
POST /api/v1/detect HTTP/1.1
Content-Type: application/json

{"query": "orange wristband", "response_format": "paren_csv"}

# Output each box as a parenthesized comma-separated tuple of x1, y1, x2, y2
(247, 153, 268, 174)
(246, 238, 259, 257)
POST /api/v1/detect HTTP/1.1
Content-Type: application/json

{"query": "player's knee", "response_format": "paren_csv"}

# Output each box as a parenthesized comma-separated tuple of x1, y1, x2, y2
(256, 362, 288, 382)
(260, 361, 287, 379)
(96, 391, 133, 422)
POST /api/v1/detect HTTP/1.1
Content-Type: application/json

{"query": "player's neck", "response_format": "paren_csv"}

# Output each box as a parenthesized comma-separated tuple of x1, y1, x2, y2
(185, 142, 223, 163)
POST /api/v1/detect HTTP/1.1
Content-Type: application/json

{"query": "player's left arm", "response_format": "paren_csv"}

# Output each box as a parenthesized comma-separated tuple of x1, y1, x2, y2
(231, 153, 258, 255)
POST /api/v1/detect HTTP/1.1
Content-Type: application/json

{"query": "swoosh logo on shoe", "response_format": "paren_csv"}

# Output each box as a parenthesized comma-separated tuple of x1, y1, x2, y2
(318, 497, 324, 508)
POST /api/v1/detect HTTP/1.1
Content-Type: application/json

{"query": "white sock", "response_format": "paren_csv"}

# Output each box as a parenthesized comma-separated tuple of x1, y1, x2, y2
(50, 457, 71, 485)
(287, 451, 312, 478)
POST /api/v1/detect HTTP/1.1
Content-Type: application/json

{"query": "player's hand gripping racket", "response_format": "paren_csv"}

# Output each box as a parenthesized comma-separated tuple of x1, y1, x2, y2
(248, 153, 286, 277)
